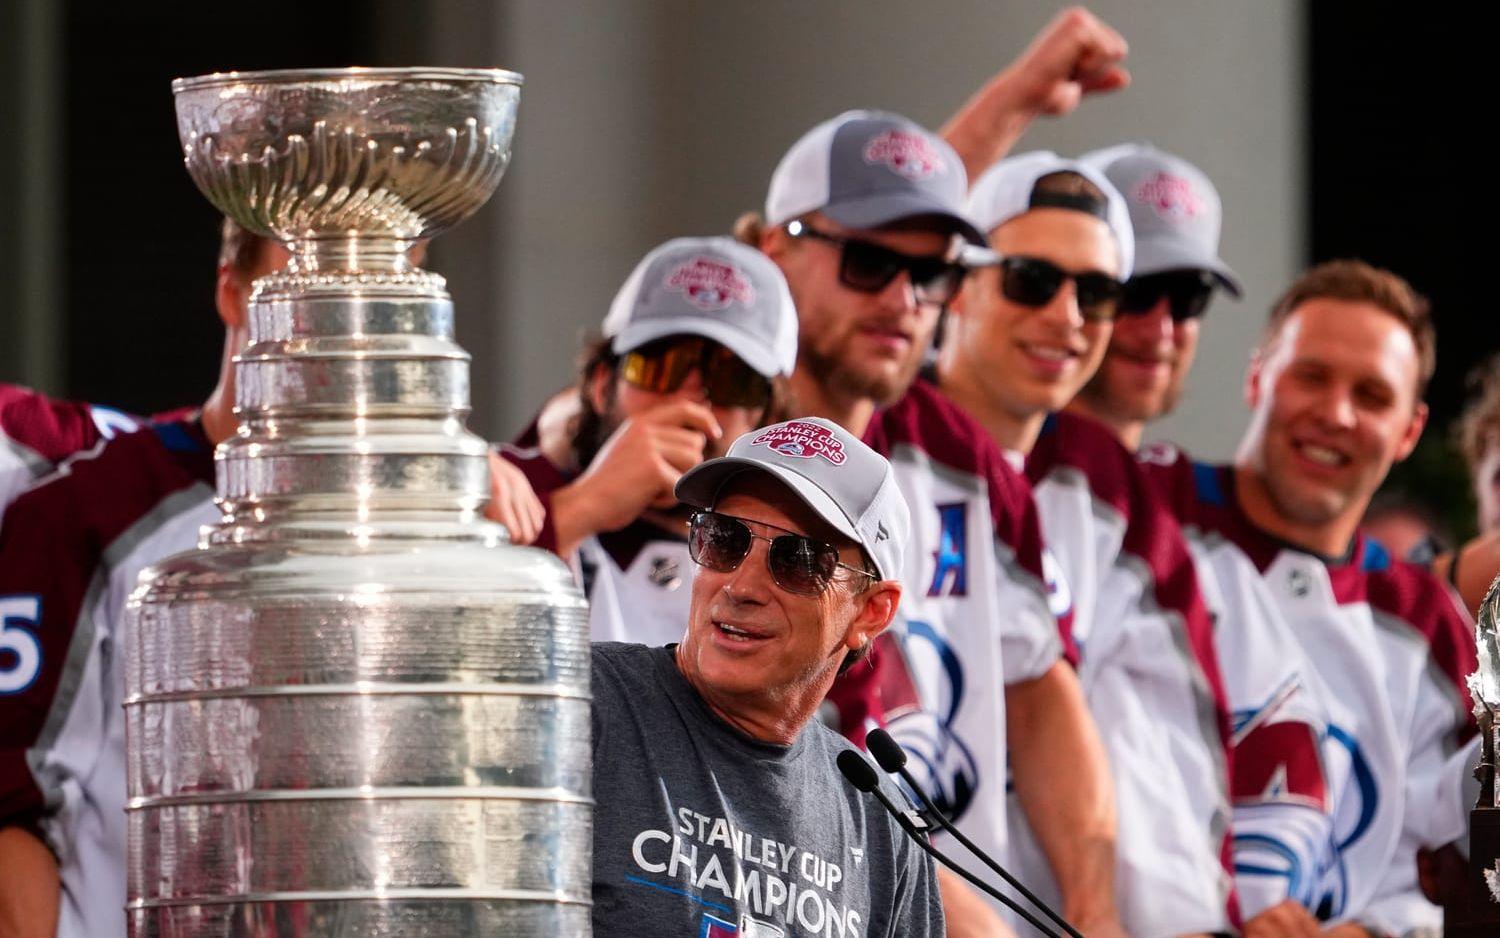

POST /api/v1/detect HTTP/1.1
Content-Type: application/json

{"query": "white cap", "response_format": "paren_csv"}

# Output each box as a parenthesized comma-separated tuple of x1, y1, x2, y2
(676, 417, 910, 582)
(601, 236, 798, 378)
(965, 151, 1135, 278)
(1080, 142, 1242, 296)
(766, 110, 987, 246)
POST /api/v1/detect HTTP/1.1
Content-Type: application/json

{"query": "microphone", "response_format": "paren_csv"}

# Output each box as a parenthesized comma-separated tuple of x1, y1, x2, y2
(866, 729, 1084, 938)
(836, 750, 1063, 938)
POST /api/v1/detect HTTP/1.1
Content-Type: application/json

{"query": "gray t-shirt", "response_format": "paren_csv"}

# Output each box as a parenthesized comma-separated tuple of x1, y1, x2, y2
(590, 642, 944, 938)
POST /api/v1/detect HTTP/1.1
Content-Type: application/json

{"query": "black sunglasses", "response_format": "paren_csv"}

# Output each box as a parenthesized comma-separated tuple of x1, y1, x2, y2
(786, 220, 965, 307)
(1119, 270, 1218, 322)
(687, 510, 877, 595)
(991, 255, 1124, 322)
(620, 337, 772, 409)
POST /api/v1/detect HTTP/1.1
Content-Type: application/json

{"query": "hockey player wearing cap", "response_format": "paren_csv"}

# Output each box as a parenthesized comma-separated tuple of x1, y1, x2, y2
(1068, 144, 1243, 451)
(590, 418, 943, 935)
(937, 150, 1238, 936)
(1068, 145, 1345, 933)
(0, 220, 289, 937)
(1140, 261, 1479, 936)
(740, 112, 1121, 938)
(498, 237, 797, 645)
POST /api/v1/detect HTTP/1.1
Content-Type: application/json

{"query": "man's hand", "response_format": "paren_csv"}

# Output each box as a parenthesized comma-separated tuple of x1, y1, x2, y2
(1243, 899, 1322, 938)
(1002, 7, 1130, 118)
(943, 7, 1130, 181)
(550, 401, 721, 555)
(0, 826, 60, 937)
(934, 866, 1017, 938)
(485, 449, 546, 546)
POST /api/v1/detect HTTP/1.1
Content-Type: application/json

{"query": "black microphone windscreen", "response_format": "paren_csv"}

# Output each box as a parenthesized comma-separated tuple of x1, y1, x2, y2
(836, 749, 880, 793)
(865, 729, 908, 772)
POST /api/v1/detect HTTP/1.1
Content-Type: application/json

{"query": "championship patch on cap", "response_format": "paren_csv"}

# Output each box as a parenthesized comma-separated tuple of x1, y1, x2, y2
(1133, 171, 1204, 223)
(664, 257, 756, 311)
(751, 421, 848, 465)
(862, 129, 946, 181)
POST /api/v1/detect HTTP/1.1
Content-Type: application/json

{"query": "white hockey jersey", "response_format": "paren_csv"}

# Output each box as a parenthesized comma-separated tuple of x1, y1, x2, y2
(859, 379, 1071, 914)
(1023, 412, 1238, 936)
(1143, 447, 1480, 934)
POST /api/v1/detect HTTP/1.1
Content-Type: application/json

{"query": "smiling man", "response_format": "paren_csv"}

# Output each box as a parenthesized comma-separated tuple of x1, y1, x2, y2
(1142, 261, 1479, 935)
(937, 151, 1238, 936)
(588, 416, 944, 936)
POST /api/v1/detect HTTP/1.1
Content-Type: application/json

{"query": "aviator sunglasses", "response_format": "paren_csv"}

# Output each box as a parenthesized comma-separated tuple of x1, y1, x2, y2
(687, 510, 877, 595)
(786, 220, 966, 307)
(990, 255, 1124, 323)
(620, 337, 772, 409)
(1118, 270, 1218, 322)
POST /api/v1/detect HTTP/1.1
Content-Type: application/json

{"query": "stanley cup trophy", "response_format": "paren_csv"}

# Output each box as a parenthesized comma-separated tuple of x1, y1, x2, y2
(1464, 578, 1500, 927)
(123, 69, 592, 936)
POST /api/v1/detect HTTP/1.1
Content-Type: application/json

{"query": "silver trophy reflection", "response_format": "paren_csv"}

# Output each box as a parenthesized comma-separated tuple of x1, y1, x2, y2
(1472, 578, 1500, 908)
(124, 69, 591, 936)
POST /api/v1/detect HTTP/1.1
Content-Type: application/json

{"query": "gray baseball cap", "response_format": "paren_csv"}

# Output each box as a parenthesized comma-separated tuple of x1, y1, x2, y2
(1080, 143, 1242, 296)
(676, 417, 910, 582)
(766, 110, 987, 246)
(601, 237, 799, 378)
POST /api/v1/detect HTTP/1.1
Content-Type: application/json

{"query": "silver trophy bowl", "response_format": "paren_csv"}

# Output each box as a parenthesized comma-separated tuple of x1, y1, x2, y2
(125, 69, 591, 936)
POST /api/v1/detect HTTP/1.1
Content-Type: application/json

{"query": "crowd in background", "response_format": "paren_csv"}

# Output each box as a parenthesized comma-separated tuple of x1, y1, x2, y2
(1, 8, 1494, 938)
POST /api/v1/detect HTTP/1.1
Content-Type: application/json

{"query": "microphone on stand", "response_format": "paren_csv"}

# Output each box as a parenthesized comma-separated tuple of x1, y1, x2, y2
(865, 728, 1084, 938)
(836, 750, 1063, 938)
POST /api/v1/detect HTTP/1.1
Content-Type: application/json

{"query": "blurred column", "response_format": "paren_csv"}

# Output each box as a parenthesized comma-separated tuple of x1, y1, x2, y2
(0, 0, 63, 391)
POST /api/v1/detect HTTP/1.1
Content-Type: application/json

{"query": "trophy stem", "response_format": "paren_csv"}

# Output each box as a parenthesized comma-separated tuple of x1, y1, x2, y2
(287, 235, 418, 275)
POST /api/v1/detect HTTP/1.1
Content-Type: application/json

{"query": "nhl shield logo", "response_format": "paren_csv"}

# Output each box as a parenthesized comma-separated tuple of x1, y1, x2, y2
(1133, 171, 1204, 222)
(666, 257, 756, 311)
(862, 129, 945, 181)
(751, 421, 848, 465)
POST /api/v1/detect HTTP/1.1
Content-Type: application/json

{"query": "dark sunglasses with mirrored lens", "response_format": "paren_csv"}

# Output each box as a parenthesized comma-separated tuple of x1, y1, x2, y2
(786, 220, 965, 306)
(620, 337, 772, 409)
(1119, 270, 1218, 322)
(996, 255, 1124, 322)
(687, 510, 877, 595)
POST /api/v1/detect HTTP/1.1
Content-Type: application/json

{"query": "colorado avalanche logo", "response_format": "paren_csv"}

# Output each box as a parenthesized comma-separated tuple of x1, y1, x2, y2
(1133, 171, 1204, 222)
(751, 422, 847, 465)
(862, 130, 946, 181)
(665, 257, 756, 311)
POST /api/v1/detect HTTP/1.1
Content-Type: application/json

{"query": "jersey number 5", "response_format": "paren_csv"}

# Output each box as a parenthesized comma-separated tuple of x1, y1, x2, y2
(0, 595, 43, 694)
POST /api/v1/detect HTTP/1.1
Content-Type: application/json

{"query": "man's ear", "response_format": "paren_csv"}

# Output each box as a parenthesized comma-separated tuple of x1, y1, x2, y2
(760, 222, 789, 261)
(845, 581, 901, 653)
(1394, 401, 1429, 463)
(1244, 348, 1265, 409)
(586, 362, 613, 415)
(214, 265, 248, 330)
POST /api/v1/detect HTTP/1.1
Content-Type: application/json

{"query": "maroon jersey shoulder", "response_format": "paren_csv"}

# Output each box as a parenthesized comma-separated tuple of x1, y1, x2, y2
(1358, 538, 1478, 730)
(0, 383, 115, 464)
(868, 378, 1039, 543)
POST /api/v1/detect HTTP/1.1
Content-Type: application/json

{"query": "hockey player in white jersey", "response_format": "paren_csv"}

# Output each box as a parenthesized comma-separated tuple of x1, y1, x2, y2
(497, 236, 799, 647)
(1070, 144, 1346, 931)
(1141, 260, 1480, 935)
(935, 150, 1239, 935)
(742, 113, 1120, 937)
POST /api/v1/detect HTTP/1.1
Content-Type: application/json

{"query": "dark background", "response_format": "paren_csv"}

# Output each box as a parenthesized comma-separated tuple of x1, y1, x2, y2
(1309, 7, 1484, 539)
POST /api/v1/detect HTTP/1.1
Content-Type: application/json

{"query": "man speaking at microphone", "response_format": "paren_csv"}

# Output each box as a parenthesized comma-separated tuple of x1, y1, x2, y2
(589, 417, 942, 936)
